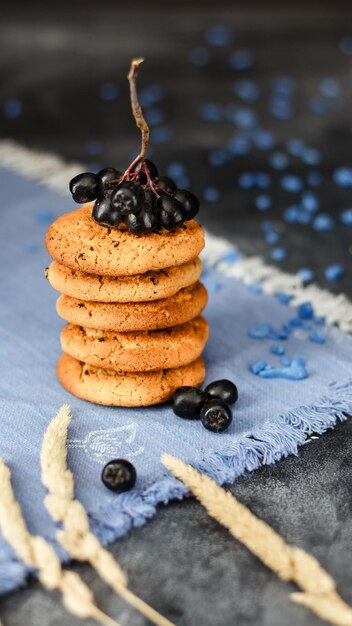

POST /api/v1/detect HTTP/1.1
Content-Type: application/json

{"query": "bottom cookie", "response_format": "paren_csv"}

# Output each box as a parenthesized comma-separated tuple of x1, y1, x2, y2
(57, 353, 206, 407)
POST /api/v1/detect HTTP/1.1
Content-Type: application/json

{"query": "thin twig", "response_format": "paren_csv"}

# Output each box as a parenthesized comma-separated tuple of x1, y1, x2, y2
(0, 457, 120, 626)
(127, 57, 149, 161)
(162, 454, 352, 626)
(41, 405, 176, 626)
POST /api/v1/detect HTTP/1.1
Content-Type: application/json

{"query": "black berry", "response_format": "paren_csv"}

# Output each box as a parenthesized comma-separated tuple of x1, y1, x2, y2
(144, 189, 157, 209)
(101, 459, 137, 493)
(69, 172, 102, 204)
(157, 176, 177, 194)
(157, 195, 184, 230)
(204, 380, 238, 405)
(124, 204, 158, 234)
(174, 189, 200, 221)
(97, 167, 122, 186)
(200, 399, 232, 433)
(111, 182, 145, 215)
(172, 386, 208, 419)
(132, 159, 158, 183)
(92, 190, 121, 227)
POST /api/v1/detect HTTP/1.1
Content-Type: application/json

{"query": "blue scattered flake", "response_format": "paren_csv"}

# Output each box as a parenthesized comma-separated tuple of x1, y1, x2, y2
(340, 208, 352, 225)
(276, 293, 293, 305)
(280, 174, 303, 193)
(324, 264, 344, 281)
(233, 79, 259, 103)
(204, 187, 220, 202)
(205, 25, 234, 47)
(248, 323, 288, 340)
(249, 282, 262, 294)
(150, 127, 174, 145)
(249, 359, 268, 375)
(333, 166, 352, 188)
(301, 191, 319, 213)
(238, 172, 256, 189)
(257, 358, 308, 381)
(255, 194, 272, 211)
(166, 162, 185, 178)
(3, 98, 22, 119)
(270, 247, 287, 261)
(208, 149, 229, 167)
(298, 302, 314, 320)
(309, 330, 326, 344)
(25, 242, 39, 254)
(139, 84, 164, 107)
(220, 250, 240, 263)
(256, 173, 272, 189)
(272, 76, 296, 97)
(306, 171, 322, 187)
(265, 231, 280, 244)
(284, 207, 311, 225)
(312, 213, 335, 231)
(309, 97, 328, 115)
(200, 102, 224, 122)
(190, 47, 211, 67)
(251, 129, 276, 150)
(269, 152, 289, 170)
(145, 108, 164, 126)
(35, 209, 55, 225)
(320, 78, 341, 98)
(99, 82, 119, 101)
(280, 356, 292, 366)
(339, 35, 352, 56)
(298, 267, 315, 284)
(228, 49, 254, 70)
(232, 107, 257, 130)
(270, 344, 285, 355)
(301, 147, 321, 166)
(269, 99, 294, 120)
(227, 134, 251, 156)
(84, 140, 102, 156)
(314, 316, 325, 326)
(286, 138, 304, 157)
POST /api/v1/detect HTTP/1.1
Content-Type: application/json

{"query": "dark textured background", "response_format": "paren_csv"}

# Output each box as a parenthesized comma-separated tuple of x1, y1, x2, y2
(1, 2, 352, 625)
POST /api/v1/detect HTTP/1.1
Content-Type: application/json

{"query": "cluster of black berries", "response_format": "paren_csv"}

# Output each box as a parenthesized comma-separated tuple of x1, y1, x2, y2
(172, 379, 238, 433)
(69, 159, 200, 234)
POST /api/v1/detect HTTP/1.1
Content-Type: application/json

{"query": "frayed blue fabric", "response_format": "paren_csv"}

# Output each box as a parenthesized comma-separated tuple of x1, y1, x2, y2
(1, 167, 352, 594)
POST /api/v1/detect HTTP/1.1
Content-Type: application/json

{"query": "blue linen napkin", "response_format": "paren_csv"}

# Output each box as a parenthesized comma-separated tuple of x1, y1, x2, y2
(1, 166, 352, 593)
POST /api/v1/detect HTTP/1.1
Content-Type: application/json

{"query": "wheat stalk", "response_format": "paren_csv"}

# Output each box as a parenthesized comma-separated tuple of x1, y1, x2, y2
(41, 405, 175, 626)
(162, 454, 352, 626)
(0, 457, 120, 626)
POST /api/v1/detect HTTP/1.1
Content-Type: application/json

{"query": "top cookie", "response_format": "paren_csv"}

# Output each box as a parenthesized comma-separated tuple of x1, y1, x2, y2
(46, 205, 205, 276)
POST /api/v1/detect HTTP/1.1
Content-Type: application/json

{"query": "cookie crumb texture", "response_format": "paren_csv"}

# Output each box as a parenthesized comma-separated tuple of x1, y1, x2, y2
(46, 206, 205, 276)
(61, 317, 209, 372)
(57, 353, 206, 407)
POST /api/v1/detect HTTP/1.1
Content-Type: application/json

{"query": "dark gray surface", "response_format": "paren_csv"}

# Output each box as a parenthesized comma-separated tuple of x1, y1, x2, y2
(1, 3, 352, 625)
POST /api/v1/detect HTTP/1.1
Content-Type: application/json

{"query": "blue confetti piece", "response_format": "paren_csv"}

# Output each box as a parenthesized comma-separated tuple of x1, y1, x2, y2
(205, 25, 234, 47)
(145, 108, 164, 126)
(265, 231, 280, 244)
(286, 138, 304, 157)
(150, 126, 174, 145)
(312, 214, 335, 231)
(25, 243, 39, 254)
(314, 316, 325, 326)
(249, 359, 268, 375)
(256, 173, 272, 189)
(269, 99, 294, 120)
(298, 267, 315, 284)
(333, 166, 352, 187)
(301, 147, 321, 166)
(208, 149, 229, 167)
(232, 107, 257, 130)
(296, 210, 312, 225)
(257, 358, 308, 381)
(99, 82, 119, 101)
(227, 134, 251, 156)
(233, 79, 259, 103)
(200, 103, 224, 122)
(166, 162, 185, 178)
(272, 76, 296, 97)
(84, 140, 102, 157)
(309, 97, 328, 116)
(270, 247, 287, 261)
(288, 317, 302, 328)
(251, 129, 276, 151)
(283, 206, 300, 223)
(35, 210, 55, 225)
(3, 98, 22, 119)
(190, 47, 211, 67)
(320, 78, 341, 98)
(269, 152, 289, 170)
(309, 330, 326, 344)
(340, 208, 352, 225)
(298, 302, 314, 320)
(248, 282, 262, 294)
(276, 293, 293, 305)
(306, 171, 322, 187)
(255, 194, 272, 211)
(339, 35, 352, 56)
(228, 49, 253, 70)
(238, 172, 256, 189)
(248, 323, 288, 340)
(301, 191, 319, 213)
(280, 356, 292, 366)
(204, 187, 220, 202)
(270, 344, 285, 356)
(280, 174, 303, 193)
(324, 264, 344, 281)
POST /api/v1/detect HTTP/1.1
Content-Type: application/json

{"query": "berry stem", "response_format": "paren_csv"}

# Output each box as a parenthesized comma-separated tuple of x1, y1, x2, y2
(128, 58, 149, 162)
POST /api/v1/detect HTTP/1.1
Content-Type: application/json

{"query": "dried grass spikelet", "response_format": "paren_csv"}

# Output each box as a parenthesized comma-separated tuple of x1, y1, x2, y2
(41, 405, 175, 626)
(0, 457, 120, 626)
(162, 454, 352, 626)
